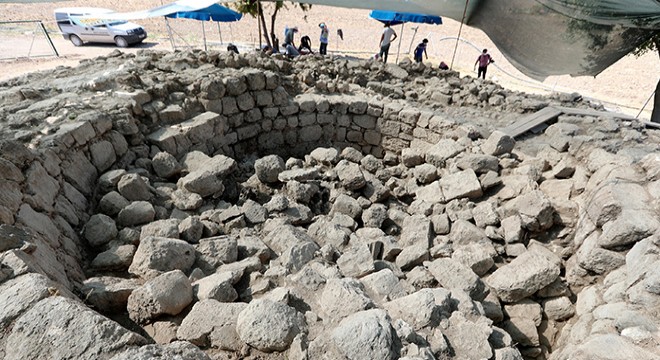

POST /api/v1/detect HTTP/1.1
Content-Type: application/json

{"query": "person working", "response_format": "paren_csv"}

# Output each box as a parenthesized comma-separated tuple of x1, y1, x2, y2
(414, 39, 429, 63)
(319, 22, 329, 55)
(299, 35, 313, 54)
(474, 49, 494, 79)
(283, 26, 298, 48)
(378, 22, 397, 63)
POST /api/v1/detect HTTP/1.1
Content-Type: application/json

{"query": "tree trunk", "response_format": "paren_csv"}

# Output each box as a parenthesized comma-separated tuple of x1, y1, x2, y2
(270, 7, 280, 53)
(258, 2, 271, 49)
(652, 38, 660, 123)
(652, 78, 660, 123)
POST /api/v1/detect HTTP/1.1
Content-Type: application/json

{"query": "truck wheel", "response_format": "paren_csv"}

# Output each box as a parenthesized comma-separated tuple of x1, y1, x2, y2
(114, 36, 129, 48)
(69, 35, 83, 47)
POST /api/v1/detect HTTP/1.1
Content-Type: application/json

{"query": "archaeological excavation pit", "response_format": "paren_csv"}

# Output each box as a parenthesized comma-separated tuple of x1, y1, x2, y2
(1, 49, 660, 360)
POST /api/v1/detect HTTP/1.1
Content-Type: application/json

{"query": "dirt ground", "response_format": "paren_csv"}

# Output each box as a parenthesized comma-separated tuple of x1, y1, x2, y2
(1, 1, 658, 119)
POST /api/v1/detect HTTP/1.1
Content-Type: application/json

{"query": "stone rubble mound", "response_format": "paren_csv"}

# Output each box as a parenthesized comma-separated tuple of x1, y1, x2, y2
(1, 49, 660, 360)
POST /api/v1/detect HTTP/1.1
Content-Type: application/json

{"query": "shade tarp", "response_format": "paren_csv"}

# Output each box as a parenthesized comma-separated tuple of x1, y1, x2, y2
(258, 0, 660, 79)
(165, 3, 242, 22)
(369, 10, 442, 26)
(77, 0, 219, 21)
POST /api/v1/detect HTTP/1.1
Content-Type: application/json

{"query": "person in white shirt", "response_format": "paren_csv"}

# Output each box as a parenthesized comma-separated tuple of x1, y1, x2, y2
(379, 22, 398, 63)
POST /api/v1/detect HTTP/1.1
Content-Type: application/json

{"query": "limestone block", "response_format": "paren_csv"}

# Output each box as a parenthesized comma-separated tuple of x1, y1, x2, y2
(128, 236, 195, 279)
(426, 257, 487, 300)
(84, 214, 118, 247)
(89, 140, 116, 172)
(117, 201, 155, 227)
(337, 244, 375, 278)
(236, 299, 305, 352)
(440, 169, 483, 202)
(488, 249, 561, 302)
(332, 309, 398, 360)
(177, 299, 246, 349)
(80, 276, 139, 312)
(321, 278, 374, 319)
(127, 270, 193, 323)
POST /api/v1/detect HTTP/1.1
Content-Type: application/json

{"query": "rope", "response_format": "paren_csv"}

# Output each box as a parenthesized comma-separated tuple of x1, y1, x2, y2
(637, 90, 656, 119)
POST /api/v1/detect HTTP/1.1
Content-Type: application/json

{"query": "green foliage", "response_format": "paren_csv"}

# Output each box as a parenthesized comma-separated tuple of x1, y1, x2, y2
(230, 1, 310, 17)
(631, 31, 660, 58)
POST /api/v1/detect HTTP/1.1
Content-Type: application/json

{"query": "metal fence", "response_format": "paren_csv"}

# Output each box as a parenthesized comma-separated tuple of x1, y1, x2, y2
(0, 20, 58, 60)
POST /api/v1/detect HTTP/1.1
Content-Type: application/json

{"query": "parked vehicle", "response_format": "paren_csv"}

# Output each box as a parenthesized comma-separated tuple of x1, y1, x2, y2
(54, 7, 147, 47)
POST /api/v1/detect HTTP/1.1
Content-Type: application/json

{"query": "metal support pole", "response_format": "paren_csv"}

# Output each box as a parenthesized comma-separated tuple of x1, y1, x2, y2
(407, 26, 418, 55)
(257, 0, 262, 49)
(217, 22, 223, 44)
(39, 21, 59, 57)
(202, 21, 207, 51)
(164, 17, 175, 50)
(450, 0, 470, 70)
(395, 23, 404, 64)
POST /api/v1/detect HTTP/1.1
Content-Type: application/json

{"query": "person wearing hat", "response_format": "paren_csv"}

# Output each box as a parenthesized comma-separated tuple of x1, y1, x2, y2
(319, 22, 329, 55)
(284, 26, 298, 48)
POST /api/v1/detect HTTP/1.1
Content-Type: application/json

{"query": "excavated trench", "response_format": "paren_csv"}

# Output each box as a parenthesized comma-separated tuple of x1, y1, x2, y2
(1, 49, 660, 360)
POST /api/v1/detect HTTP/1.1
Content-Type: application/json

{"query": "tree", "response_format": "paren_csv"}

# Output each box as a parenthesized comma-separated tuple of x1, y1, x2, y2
(232, 0, 311, 53)
(631, 32, 660, 123)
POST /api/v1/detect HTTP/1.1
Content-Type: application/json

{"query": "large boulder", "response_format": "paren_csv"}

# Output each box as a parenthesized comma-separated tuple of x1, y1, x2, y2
(487, 249, 561, 302)
(335, 160, 366, 190)
(426, 257, 488, 301)
(4, 296, 146, 359)
(0, 273, 71, 327)
(236, 299, 306, 352)
(179, 154, 236, 197)
(110, 341, 211, 360)
(321, 278, 374, 320)
(80, 276, 140, 313)
(332, 309, 399, 360)
(177, 299, 247, 350)
(129, 236, 196, 279)
(482, 130, 515, 156)
(262, 224, 315, 255)
(127, 270, 193, 324)
(83, 213, 118, 247)
(382, 288, 451, 330)
(442, 312, 493, 360)
(254, 154, 285, 183)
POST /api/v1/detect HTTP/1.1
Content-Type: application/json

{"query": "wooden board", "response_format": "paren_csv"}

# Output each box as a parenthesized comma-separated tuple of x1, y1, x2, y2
(554, 106, 636, 120)
(500, 106, 563, 138)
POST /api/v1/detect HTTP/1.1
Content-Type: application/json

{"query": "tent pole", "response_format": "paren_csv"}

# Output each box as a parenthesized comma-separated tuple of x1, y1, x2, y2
(407, 26, 418, 55)
(450, 0, 469, 70)
(217, 22, 223, 45)
(202, 21, 207, 51)
(165, 17, 175, 50)
(395, 23, 404, 64)
(257, 0, 262, 49)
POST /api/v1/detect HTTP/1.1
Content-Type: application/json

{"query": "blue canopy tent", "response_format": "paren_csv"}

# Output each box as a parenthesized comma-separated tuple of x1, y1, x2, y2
(370, 10, 442, 63)
(164, 4, 242, 51)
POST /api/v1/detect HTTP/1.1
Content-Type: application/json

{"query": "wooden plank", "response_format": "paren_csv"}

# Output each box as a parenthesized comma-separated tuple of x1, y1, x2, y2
(555, 106, 635, 120)
(500, 106, 563, 138)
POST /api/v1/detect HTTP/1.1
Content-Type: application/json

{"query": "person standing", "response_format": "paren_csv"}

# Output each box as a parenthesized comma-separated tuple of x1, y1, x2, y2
(414, 38, 429, 63)
(379, 22, 397, 63)
(474, 49, 494, 79)
(319, 22, 329, 55)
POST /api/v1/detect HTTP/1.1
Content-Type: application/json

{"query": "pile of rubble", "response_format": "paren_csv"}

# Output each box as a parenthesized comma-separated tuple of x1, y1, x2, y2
(0, 49, 659, 360)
